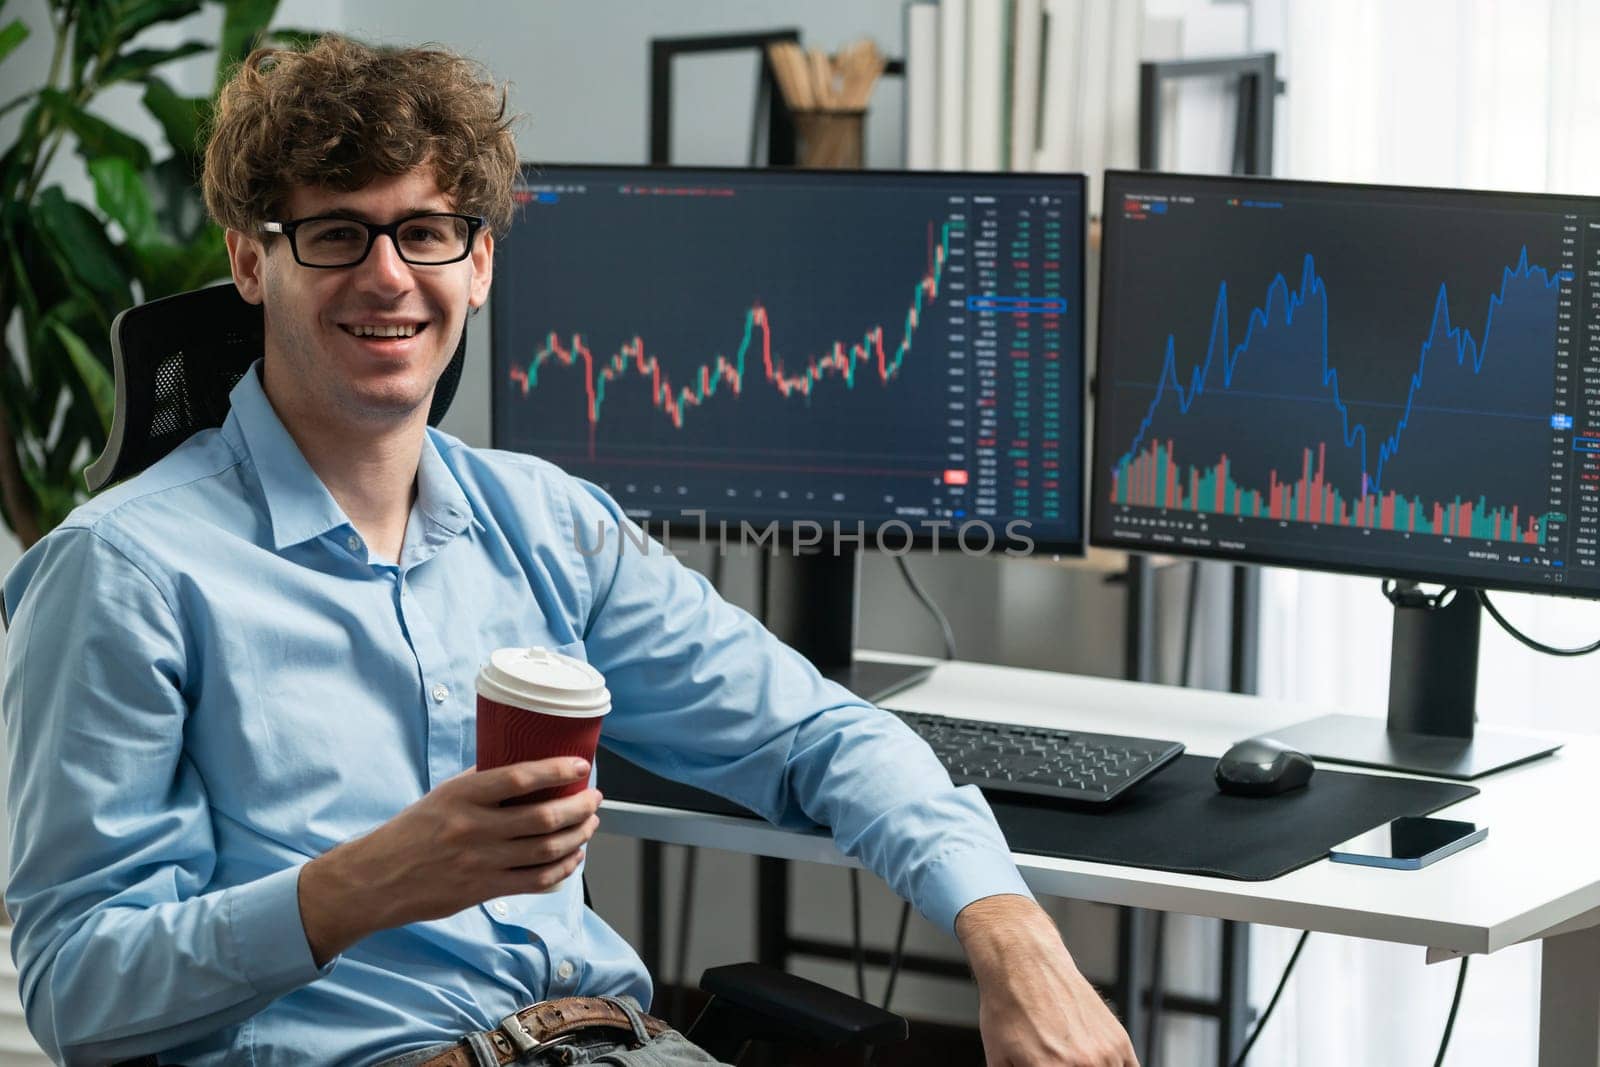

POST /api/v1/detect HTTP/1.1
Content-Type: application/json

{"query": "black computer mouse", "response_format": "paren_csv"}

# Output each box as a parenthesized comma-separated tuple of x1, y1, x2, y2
(1214, 737, 1315, 797)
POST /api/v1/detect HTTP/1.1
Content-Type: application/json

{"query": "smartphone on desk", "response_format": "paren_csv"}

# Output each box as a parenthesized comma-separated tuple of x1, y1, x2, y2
(1329, 816, 1486, 870)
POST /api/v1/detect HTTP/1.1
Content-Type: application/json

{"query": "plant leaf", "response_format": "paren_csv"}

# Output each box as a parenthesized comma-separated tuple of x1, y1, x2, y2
(33, 186, 133, 306)
(89, 155, 157, 247)
(216, 0, 280, 91)
(0, 18, 29, 64)
(180, 224, 231, 288)
(49, 321, 115, 433)
(126, 241, 187, 301)
(46, 419, 90, 484)
(128, 225, 230, 301)
(28, 296, 93, 438)
(142, 153, 209, 244)
(140, 75, 208, 164)
(100, 41, 211, 85)
(0, 90, 35, 123)
(111, 0, 205, 44)
(74, 3, 117, 68)
(37, 89, 152, 169)
(26, 451, 84, 529)
(0, 98, 41, 198)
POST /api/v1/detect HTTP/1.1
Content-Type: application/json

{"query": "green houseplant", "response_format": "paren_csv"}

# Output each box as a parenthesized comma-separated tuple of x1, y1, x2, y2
(0, 0, 311, 548)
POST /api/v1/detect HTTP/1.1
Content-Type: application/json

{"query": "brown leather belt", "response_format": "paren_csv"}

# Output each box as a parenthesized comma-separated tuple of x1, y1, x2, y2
(414, 997, 671, 1066)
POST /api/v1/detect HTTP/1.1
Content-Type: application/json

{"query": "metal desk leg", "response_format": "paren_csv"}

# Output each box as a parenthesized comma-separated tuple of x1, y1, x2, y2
(1146, 911, 1168, 1064)
(1116, 908, 1150, 1060)
(757, 856, 789, 970)
(1541, 923, 1600, 1066)
(1218, 920, 1252, 1066)
(640, 840, 664, 979)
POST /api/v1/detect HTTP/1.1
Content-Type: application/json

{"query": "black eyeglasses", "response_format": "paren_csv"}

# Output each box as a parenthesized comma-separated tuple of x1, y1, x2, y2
(261, 212, 487, 268)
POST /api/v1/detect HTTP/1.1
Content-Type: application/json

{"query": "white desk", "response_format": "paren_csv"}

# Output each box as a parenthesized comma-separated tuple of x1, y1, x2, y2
(600, 657, 1600, 1067)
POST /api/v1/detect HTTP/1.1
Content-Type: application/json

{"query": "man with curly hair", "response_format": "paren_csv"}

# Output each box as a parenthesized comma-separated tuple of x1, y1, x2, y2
(1, 35, 1138, 1067)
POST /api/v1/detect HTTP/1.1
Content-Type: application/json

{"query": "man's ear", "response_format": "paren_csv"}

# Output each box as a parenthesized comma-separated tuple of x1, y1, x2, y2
(226, 229, 267, 305)
(468, 230, 494, 310)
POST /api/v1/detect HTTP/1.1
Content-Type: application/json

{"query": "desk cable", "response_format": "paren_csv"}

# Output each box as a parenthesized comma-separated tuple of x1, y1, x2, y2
(1475, 588, 1600, 656)
(1226, 933, 1468, 1067)
(893, 555, 957, 660)
(1382, 581, 1600, 657)
(1227, 930, 1308, 1067)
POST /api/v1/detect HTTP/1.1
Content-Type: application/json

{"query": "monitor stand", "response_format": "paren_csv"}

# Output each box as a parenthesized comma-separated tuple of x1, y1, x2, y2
(761, 543, 932, 704)
(1269, 582, 1561, 780)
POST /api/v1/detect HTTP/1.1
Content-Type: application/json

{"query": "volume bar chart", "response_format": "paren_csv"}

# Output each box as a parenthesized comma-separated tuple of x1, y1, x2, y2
(1112, 439, 1556, 544)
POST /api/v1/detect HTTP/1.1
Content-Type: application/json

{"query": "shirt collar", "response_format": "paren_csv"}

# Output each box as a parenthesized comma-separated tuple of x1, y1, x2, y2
(224, 361, 475, 552)
(411, 425, 478, 550)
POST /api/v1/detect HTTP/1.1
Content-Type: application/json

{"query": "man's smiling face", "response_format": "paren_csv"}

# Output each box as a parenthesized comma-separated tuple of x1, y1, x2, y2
(231, 166, 494, 430)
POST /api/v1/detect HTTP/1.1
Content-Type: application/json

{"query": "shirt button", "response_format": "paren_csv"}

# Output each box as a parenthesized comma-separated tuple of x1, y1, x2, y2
(346, 534, 361, 552)
(557, 961, 575, 981)
(491, 901, 509, 917)
(431, 683, 450, 703)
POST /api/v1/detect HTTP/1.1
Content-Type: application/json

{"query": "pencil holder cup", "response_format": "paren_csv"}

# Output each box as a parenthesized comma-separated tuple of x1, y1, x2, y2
(791, 108, 866, 168)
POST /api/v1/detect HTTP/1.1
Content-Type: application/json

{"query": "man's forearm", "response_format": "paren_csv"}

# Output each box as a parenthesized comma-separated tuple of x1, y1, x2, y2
(955, 893, 1140, 1065)
(297, 839, 396, 967)
(956, 893, 1067, 975)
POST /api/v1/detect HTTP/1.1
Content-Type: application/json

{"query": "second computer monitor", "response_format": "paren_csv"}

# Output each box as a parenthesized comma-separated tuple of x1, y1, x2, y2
(1092, 170, 1600, 599)
(491, 165, 1087, 553)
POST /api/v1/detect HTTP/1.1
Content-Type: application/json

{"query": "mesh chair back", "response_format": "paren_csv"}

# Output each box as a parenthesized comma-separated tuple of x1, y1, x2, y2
(83, 284, 467, 493)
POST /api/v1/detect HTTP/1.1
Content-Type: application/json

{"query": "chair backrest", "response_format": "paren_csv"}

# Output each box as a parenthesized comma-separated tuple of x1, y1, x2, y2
(83, 283, 467, 493)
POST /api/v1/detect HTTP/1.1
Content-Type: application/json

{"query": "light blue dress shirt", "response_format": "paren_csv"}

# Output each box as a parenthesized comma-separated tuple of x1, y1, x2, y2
(1, 364, 1030, 1066)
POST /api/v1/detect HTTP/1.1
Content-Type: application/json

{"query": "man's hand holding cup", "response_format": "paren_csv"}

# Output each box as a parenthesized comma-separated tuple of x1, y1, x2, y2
(297, 648, 610, 965)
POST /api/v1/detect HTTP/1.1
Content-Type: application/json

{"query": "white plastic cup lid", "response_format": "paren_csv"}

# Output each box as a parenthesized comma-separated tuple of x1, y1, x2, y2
(475, 646, 611, 718)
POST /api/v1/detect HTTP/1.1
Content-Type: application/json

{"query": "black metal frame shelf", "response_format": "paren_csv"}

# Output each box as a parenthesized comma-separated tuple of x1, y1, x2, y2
(648, 30, 904, 167)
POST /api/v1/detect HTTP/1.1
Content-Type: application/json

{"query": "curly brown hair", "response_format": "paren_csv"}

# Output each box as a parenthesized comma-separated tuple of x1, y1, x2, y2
(203, 35, 519, 237)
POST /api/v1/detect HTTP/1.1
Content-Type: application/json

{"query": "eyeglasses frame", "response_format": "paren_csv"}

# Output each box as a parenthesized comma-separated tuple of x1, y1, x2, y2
(260, 211, 488, 269)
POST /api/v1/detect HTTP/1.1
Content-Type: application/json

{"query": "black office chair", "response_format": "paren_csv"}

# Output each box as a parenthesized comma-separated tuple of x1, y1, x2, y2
(89, 284, 907, 1066)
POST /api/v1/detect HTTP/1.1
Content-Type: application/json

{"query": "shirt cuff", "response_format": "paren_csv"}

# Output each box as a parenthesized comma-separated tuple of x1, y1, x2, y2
(912, 846, 1035, 935)
(227, 864, 338, 995)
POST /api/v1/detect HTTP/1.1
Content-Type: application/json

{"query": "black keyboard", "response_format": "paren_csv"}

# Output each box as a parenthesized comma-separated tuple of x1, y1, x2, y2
(889, 708, 1186, 804)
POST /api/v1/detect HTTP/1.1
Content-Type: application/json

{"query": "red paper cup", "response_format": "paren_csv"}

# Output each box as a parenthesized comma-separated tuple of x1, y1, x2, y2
(475, 646, 611, 806)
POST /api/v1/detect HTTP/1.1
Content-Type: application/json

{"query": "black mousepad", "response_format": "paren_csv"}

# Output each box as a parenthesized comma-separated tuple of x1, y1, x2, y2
(597, 751, 1480, 882)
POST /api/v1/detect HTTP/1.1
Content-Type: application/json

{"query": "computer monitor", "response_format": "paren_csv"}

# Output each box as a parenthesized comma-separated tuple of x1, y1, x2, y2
(1091, 170, 1600, 777)
(491, 164, 1087, 700)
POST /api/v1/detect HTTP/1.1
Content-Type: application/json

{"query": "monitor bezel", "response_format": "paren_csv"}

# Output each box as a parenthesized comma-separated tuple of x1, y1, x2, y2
(1089, 168, 1600, 599)
(490, 161, 1091, 557)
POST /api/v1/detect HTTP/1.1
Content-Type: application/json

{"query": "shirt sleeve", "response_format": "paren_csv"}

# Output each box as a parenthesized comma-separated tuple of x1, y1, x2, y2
(2, 525, 333, 1065)
(567, 483, 1033, 934)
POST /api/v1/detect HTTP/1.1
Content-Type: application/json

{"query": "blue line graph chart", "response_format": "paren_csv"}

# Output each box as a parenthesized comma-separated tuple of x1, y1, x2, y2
(1110, 247, 1563, 538)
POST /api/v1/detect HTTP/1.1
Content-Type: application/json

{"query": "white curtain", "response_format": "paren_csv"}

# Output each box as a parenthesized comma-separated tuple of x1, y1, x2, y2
(1248, 2, 1600, 1064)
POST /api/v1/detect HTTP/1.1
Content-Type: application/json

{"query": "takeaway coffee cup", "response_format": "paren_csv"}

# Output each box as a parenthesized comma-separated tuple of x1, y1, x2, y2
(475, 646, 611, 806)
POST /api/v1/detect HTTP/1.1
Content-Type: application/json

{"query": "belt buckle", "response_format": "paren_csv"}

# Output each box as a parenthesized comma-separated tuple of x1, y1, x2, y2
(497, 1011, 574, 1058)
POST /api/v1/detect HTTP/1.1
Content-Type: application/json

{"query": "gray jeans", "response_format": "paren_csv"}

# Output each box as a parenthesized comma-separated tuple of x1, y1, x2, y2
(373, 997, 734, 1066)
